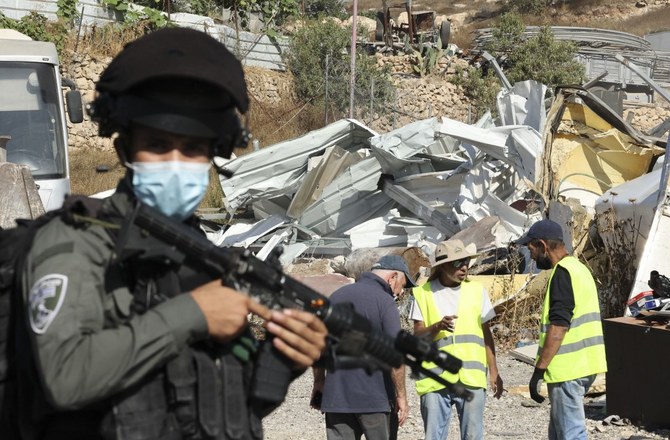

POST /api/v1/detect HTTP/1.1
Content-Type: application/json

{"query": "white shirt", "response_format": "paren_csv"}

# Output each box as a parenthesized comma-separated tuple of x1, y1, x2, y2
(409, 279, 496, 324)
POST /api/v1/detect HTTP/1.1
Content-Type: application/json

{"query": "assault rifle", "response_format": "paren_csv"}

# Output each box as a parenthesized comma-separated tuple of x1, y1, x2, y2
(128, 203, 473, 403)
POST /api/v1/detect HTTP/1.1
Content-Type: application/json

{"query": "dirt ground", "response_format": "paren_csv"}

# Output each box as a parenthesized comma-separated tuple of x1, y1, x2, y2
(263, 352, 670, 440)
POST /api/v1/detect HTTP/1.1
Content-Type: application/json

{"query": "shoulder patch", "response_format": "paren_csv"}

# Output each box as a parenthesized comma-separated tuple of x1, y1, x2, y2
(29, 274, 68, 334)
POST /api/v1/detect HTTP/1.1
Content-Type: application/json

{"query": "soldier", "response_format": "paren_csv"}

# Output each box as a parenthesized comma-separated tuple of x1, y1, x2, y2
(13, 27, 327, 439)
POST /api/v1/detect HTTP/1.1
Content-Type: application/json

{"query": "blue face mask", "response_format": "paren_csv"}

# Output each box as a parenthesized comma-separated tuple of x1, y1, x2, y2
(131, 161, 211, 221)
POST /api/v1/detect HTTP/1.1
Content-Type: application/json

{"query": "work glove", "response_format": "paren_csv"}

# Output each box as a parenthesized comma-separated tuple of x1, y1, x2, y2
(529, 367, 546, 403)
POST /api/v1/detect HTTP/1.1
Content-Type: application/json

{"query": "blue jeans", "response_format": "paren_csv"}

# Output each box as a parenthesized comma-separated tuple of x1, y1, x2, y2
(547, 375, 596, 440)
(419, 387, 486, 440)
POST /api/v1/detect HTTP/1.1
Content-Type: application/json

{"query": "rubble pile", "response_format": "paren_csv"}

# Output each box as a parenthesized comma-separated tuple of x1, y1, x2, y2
(624, 103, 670, 132)
(207, 74, 670, 332)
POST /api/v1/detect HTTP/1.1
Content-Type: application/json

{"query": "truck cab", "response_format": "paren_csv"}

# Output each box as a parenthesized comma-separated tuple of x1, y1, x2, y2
(0, 29, 82, 211)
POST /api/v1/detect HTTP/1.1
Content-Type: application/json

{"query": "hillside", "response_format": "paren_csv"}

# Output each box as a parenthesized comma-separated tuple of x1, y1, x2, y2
(65, 0, 670, 155)
(348, 0, 670, 48)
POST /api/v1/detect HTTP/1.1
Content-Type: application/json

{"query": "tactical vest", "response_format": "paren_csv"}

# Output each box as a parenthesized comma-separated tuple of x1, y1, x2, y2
(539, 256, 607, 383)
(412, 280, 487, 395)
(13, 195, 267, 440)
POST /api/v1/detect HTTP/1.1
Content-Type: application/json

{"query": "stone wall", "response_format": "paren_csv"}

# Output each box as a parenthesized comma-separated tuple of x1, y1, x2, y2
(64, 58, 300, 151)
(625, 104, 670, 133)
(63, 53, 670, 151)
(66, 55, 113, 151)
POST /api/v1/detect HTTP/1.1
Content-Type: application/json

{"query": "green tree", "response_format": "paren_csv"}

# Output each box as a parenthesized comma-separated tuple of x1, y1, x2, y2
(455, 13, 583, 117)
(484, 14, 584, 89)
(223, 0, 300, 29)
(304, 0, 346, 19)
(506, 26, 584, 87)
(286, 19, 393, 116)
(484, 13, 525, 56)
(287, 19, 349, 101)
(507, 0, 551, 14)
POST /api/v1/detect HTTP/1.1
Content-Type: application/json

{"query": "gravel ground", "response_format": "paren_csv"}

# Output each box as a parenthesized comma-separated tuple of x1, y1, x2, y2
(263, 353, 669, 440)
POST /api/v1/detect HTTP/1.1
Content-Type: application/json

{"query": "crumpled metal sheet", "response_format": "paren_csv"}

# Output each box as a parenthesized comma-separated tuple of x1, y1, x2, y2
(543, 88, 664, 208)
(217, 119, 377, 212)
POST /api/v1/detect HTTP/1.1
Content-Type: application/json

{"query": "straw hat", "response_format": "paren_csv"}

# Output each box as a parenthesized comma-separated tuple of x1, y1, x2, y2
(431, 239, 479, 268)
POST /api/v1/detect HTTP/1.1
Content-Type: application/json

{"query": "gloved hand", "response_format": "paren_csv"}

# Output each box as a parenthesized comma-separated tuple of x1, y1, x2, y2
(529, 367, 546, 403)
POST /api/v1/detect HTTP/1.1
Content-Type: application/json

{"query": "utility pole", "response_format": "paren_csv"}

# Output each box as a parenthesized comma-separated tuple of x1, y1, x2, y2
(349, 0, 358, 119)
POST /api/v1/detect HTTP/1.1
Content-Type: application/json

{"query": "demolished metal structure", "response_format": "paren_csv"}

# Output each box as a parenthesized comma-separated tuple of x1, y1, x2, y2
(211, 79, 666, 320)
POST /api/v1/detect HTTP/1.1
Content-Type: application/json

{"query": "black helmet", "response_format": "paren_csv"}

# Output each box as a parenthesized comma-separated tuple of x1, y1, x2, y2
(89, 27, 249, 158)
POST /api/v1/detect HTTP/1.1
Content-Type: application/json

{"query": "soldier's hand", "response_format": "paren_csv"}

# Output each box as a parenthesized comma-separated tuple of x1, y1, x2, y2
(265, 309, 328, 370)
(191, 279, 268, 342)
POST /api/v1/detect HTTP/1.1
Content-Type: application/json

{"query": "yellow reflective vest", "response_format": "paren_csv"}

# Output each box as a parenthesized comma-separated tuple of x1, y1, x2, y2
(539, 256, 607, 383)
(412, 279, 487, 395)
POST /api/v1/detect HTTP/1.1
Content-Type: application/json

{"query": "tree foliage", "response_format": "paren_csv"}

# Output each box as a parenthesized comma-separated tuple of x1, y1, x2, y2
(287, 19, 349, 100)
(304, 0, 346, 19)
(485, 13, 584, 88)
(286, 19, 393, 115)
(456, 12, 584, 117)
(506, 26, 584, 87)
(484, 13, 525, 56)
(451, 67, 500, 120)
(0, 12, 69, 51)
(223, 0, 300, 29)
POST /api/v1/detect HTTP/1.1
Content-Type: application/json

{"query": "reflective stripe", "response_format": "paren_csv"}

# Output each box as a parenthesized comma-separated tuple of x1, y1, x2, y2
(435, 334, 484, 349)
(435, 336, 453, 349)
(540, 312, 602, 333)
(555, 335, 605, 355)
(419, 360, 487, 380)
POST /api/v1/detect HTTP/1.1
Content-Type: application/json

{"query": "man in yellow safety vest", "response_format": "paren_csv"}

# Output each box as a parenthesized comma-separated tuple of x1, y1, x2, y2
(410, 239, 503, 440)
(515, 219, 607, 440)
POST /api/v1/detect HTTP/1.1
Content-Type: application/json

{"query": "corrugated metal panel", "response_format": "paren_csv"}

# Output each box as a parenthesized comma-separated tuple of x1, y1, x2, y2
(218, 119, 378, 212)
(654, 52, 670, 86)
(0, 0, 115, 23)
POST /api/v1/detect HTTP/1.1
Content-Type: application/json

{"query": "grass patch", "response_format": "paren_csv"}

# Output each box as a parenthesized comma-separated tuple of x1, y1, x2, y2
(70, 148, 227, 210)
(69, 148, 124, 196)
(61, 21, 154, 65)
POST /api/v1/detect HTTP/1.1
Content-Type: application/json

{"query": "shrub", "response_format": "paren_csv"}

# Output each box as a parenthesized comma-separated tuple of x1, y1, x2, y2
(451, 66, 500, 119)
(287, 19, 350, 101)
(304, 0, 347, 19)
(506, 26, 585, 88)
(0, 12, 70, 52)
(286, 19, 393, 116)
(483, 13, 584, 91)
(483, 13, 525, 56)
